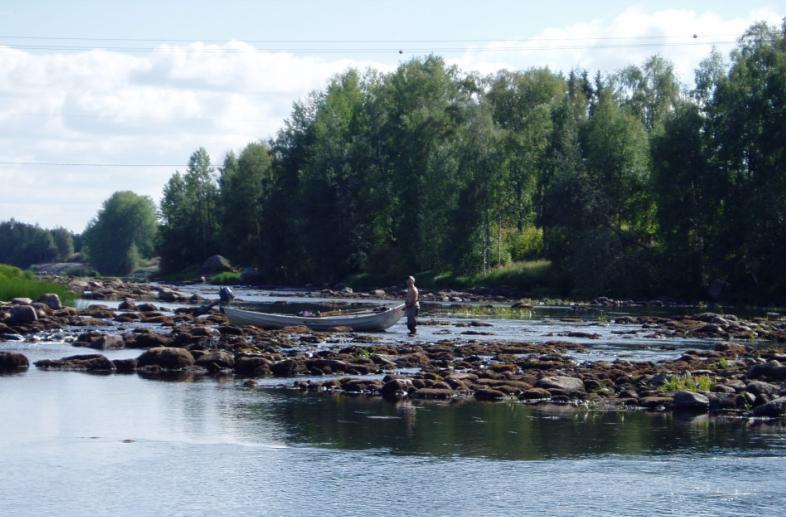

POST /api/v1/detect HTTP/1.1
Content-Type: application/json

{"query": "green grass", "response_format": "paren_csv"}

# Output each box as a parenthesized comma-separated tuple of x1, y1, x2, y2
(0, 264, 76, 306)
(210, 271, 242, 284)
(658, 374, 714, 393)
(423, 260, 557, 292)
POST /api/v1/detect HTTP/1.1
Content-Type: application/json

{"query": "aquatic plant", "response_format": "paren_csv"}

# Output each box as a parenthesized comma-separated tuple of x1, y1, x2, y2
(658, 374, 714, 393)
(355, 348, 371, 360)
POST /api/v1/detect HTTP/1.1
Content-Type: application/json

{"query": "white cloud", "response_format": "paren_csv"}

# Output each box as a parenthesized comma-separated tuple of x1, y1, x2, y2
(450, 6, 783, 81)
(0, 6, 782, 232)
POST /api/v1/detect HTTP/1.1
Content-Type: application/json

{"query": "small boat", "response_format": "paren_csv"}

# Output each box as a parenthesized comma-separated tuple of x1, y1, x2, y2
(223, 304, 405, 331)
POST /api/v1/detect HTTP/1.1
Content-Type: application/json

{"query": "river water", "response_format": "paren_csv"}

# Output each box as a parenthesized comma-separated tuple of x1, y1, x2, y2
(2, 294, 786, 516)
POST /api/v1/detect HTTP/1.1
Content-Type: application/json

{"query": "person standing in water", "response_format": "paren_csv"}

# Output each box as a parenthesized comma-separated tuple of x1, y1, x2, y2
(405, 275, 419, 336)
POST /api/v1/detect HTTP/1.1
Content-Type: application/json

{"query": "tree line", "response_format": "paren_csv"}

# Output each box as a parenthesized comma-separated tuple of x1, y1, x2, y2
(155, 21, 786, 301)
(0, 220, 77, 267)
(3, 21, 784, 302)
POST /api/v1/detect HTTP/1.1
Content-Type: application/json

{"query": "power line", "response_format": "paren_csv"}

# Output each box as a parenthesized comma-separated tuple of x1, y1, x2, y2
(0, 161, 186, 167)
(0, 33, 736, 43)
(0, 40, 737, 54)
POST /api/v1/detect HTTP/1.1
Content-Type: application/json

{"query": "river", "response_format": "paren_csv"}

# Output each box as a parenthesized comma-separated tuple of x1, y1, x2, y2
(1, 294, 785, 516)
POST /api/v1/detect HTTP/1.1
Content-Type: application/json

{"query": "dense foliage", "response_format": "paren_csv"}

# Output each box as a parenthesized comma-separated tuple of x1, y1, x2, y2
(82, 191, 158, 276)
(125, 20, 786, 301)
(0, 220, 76, 268)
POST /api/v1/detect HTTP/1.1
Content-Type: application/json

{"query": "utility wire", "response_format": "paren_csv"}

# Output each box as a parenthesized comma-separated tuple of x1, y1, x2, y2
(0, 40, 736, 54)
(0, 161, 186, 167)
(0, 33, 734, 43)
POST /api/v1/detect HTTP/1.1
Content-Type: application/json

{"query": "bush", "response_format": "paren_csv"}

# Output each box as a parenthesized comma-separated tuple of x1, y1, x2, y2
(509, 227, 544, 261)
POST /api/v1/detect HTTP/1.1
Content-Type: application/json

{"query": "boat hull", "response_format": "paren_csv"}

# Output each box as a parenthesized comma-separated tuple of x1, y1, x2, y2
(223, 304, 405, 331)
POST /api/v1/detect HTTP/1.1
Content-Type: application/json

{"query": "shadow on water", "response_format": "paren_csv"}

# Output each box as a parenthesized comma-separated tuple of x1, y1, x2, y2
(242, 390, 786, 460)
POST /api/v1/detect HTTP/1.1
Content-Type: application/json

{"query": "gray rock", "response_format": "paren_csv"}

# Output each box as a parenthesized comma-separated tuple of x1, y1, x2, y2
(9, 305, 38, 324)
(35, 354, 115, 372)
(746, 380, 780, 396)
(747, 360, 786, 381)
(673, 390, 710, 411)
(11, 298, 32, 305)
(535, 376, 586, 395)
(35, 293, 62, 310)
(136, 347, 195, 370)
(0, 351, 29, 371)
(752, 397, 786, 417)
(201, 255, 233, 275)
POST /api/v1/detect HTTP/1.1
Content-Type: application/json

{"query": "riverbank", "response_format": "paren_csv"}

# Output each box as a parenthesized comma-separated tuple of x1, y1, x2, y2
(2, 285, 786, 419)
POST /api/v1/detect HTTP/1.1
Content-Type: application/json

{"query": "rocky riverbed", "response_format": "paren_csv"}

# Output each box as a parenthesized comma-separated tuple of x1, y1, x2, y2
(3, 282, 786, 419)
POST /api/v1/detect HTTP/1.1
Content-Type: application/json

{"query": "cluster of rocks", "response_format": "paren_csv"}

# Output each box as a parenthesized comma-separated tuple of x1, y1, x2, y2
(61, 278, 208, 304)
(3, 296, 786, 419)
(613, 312, 786, 341)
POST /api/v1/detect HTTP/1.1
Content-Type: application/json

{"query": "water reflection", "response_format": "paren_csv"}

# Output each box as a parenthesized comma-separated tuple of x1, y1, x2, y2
(246, 390, 786, 460)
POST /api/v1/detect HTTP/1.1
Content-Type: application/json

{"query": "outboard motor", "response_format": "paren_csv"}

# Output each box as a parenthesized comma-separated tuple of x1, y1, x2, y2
(219, 286, 235, 305)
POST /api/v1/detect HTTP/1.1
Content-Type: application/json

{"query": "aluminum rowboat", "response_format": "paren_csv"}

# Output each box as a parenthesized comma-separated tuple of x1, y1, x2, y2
(223, 304, 405, 331)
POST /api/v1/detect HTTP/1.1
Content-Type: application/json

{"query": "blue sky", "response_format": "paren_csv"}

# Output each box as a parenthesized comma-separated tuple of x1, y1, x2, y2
(1, 1, 768, 41)
(0, 1, 783, 231)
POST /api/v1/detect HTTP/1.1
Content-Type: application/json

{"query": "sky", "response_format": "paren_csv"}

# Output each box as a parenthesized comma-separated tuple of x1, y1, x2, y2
(0, 1, 783, 232)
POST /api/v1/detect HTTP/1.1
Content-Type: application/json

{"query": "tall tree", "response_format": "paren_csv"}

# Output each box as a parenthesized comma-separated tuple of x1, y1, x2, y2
(219, 142, 272, 266)
(83, 192, 157, 275)
(158, 148, 221, 273)
(706, 21, 786, 297)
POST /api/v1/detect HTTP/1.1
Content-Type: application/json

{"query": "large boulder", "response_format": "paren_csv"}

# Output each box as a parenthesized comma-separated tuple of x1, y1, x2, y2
(535, 376, 586, 396)
(35, 293, 62, 310)
(35, 354, 115, 372)
(9, 305, 38, 324)
(201, 255, 234, 276)
(672, 391, 710, 411)
(0, 351, 29, 371)
(136, 347, 195, 370)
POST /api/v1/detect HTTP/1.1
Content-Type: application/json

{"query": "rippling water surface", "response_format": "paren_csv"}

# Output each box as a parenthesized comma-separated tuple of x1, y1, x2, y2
(3, 294, 786, 516)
